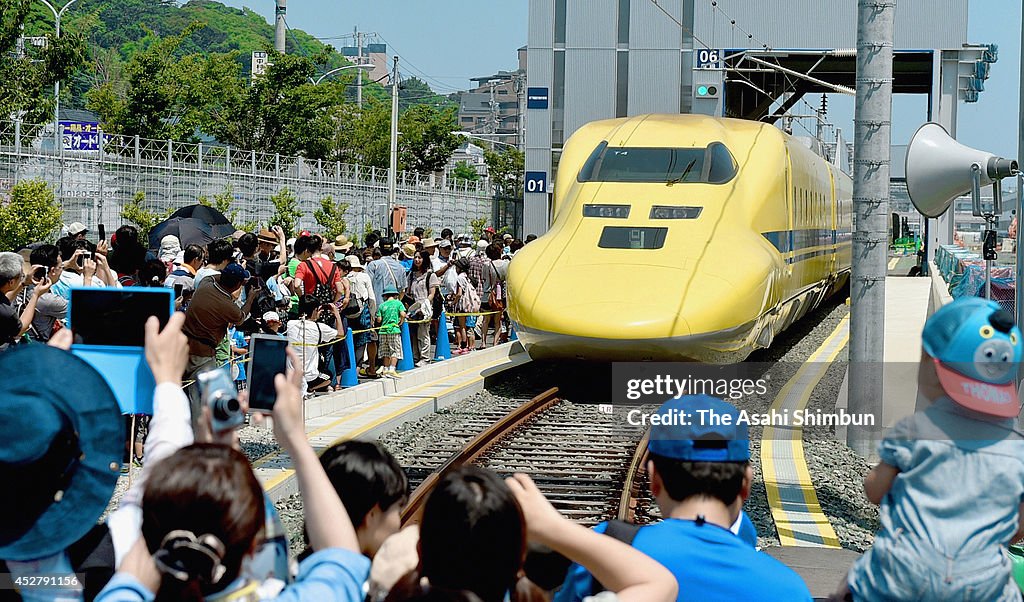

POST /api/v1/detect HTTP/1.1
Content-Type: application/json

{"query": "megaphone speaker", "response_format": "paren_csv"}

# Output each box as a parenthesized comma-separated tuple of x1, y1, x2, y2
(905, 122, 1018, 218)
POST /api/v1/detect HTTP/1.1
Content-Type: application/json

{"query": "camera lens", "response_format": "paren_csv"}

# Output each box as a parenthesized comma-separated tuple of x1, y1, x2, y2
(212, 396, 241, 421)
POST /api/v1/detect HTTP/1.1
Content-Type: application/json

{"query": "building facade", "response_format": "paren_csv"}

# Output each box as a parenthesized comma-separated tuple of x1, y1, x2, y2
(524, 0, 992, 243)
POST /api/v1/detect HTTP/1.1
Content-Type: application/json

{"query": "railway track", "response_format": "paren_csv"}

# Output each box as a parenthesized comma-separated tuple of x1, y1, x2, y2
(401, 388, 652, 526)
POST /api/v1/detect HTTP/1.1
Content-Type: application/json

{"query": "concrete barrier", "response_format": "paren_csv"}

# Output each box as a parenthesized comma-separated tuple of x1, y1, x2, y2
(928, 261, 953, 315)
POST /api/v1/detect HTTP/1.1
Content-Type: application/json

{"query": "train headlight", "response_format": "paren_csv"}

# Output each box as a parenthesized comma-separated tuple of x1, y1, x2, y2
(583, 204, 631, 218)
(650, 206, 702, 219)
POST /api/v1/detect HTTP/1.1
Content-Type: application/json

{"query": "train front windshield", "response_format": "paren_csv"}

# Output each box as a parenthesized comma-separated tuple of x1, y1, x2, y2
(577, 141, 737, 184)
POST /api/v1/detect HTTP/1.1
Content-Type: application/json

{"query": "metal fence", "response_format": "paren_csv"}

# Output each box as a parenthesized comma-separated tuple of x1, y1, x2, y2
(0, 120, 494, 239)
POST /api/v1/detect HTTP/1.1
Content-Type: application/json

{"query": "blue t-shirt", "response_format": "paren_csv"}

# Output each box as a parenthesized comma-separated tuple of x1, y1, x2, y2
(554, 519, 811, 602)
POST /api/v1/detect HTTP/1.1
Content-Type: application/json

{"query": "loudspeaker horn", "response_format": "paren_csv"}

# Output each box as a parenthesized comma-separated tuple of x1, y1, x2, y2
(905, 122, 1018, 218)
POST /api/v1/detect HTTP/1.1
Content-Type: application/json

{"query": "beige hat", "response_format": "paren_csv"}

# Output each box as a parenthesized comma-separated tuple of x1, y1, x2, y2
(344, 254, 364, 269)
(257, 229, 277, 244)
(67, 222, 87, 236)
(401, 243, 416, 258)
(422, 238, 438, 249)
(335, 234, 354, 251)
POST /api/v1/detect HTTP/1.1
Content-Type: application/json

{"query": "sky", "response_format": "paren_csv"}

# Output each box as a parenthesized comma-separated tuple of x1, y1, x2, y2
(221, 0, 1020, 159)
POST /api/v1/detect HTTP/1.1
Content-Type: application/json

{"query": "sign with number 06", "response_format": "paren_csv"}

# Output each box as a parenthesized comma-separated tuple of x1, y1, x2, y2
(696, 48, 721, 69)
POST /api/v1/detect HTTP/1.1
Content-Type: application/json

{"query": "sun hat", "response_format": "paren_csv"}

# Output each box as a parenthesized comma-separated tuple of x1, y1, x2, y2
(345, 255, 364, 270)
(502, 233, 513, 241)
(406, 236, 421, 245)
(0, 345, 124, 560)
(401, 243, 416, 258)
(262, 311, 281, 322)
(335, 235, 354, 251)
(476, 240, 488, 251)
(647, 395, 750, 462)
(422, 238, 438, 249)
(383, 284, 399, 296)
(922, 297, 1023, 417)
(67, 222, 88, 236)
(257, 229, 277, 245)
(438, 239, 452, 250)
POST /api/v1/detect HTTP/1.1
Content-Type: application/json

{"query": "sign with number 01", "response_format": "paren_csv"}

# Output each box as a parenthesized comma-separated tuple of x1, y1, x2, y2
(525, 171, 548, 194)
(696, 48, 721, 69)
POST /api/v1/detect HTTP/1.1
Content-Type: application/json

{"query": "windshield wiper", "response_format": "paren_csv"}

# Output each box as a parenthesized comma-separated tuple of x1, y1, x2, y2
(666, 159, 697, 186)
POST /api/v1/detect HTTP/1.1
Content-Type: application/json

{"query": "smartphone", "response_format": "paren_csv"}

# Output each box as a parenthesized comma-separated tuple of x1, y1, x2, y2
(98, 224, 106, 244)
(247, 334, 289, 413)
(173, 282, 184, 299)
(76, 252, 85, 268)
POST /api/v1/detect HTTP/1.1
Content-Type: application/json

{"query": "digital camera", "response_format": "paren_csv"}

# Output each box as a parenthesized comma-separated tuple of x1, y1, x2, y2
(198, 368, 244, 432)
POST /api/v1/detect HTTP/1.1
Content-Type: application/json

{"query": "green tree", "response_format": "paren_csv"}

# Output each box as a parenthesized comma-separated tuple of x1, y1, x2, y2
(120, 190, 171, 240)
(0, 0, 89, 130)
(398, 76, 455, 113)
(0, 180, 63, 250)
(484, 147, 525, 200)
(334, 98, 391, 168)
(313, 195, 350, 240)
(268, 187, 303, 236)
(469, 217, 487, 241)
(452, 161, 479, 182)
(398, 104, 461, 173)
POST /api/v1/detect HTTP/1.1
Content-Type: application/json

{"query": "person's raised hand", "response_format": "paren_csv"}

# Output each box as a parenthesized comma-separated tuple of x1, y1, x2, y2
(32, 276, 53, 297)
(144, 313, 188, 386)
(96, 239, 109, 256)
(272, 346, 305, 448)
(505, 472, 565, 543)
(195, 390, 248, 449)
(82, 257, 97, 282)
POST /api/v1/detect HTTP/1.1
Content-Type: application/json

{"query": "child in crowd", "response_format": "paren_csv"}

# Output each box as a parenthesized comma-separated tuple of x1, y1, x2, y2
(450, 259, 480, 355)
(376, 285, 406, 378)
(228, 324, 248, 390)
(836, 297, 1024, 601)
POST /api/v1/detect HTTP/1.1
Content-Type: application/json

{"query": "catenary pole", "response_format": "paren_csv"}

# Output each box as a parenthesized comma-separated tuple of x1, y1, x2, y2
(848, 0, 895, 455)
(388, 55, 400, 237)
(1016, 7, 1024, 369)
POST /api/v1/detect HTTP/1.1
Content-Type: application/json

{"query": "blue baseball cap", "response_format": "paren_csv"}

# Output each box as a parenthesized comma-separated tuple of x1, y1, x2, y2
(922, 297, 1022, 417)
(648, 395, 750, 462)
(221, 262, 251, 282)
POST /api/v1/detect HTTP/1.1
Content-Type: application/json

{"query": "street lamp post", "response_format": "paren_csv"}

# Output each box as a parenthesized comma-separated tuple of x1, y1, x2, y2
(38, 0, 78, 149)
(310, 63, 373, 86)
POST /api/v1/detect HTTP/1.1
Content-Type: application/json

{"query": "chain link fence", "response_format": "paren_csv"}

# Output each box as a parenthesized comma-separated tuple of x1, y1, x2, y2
(0, 120, 495, 239)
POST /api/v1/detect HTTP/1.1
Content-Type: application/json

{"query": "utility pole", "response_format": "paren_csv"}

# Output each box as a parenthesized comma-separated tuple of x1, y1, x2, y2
(1016, 7, 1024, 352)
(274, 0, 287, 53)
(488, 81, 499, 134)
(388, 55, 400, 237)
(848, 0, 895, 455)
(39, 0, 78, 150)
(517, 74, 526, 151)
(356, 30, 364, 109)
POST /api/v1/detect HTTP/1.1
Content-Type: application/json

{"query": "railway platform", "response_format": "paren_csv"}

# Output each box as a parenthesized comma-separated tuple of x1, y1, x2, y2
(253, 341, 530, 502)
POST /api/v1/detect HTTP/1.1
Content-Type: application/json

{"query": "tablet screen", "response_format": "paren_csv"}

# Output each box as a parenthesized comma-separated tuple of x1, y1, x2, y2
(70, 287, 173, 347)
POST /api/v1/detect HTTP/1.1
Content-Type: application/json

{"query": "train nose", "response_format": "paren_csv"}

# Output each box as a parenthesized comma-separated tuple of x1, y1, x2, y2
(519, 264, 742, 340)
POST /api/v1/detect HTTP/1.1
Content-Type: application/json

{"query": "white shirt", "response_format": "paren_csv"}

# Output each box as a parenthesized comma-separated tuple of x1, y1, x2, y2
(193, 267, 221, 290)
(286, 319, 338, 382)
(108, 383, 193, 567)
(346, 271, 374, 304)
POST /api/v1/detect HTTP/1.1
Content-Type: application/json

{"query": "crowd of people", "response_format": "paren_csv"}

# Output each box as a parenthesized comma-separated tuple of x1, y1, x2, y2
(1, 222, 534, 392)
(5, 219, 1024, 601)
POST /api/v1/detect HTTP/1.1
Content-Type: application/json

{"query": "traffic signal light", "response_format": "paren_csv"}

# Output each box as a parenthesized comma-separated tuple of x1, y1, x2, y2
(695, 84, 720, 99)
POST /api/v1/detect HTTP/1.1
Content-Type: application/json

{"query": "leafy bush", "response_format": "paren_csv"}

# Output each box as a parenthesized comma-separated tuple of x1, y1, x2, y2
(0, 180, 64, 250)
(120, 191, 172, 241)
(469, 217, 487, 241)
(268, 187, 303, 237)
(313, 196, 350, 241)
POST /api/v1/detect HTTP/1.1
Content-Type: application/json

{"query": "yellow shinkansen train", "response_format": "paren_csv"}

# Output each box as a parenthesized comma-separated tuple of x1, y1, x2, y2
(506, 114, 852, 362)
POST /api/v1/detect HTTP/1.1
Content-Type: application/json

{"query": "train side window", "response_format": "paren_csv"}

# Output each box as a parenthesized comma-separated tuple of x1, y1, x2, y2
(577, 141, 609, 182)
(707, 142, 738, 184)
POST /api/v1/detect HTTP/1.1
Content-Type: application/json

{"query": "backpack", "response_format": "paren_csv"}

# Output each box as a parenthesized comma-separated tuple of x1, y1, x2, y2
(304, 259, 338, 305)
(458, 277, 482, 314)
(589, 521, 641, 595)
